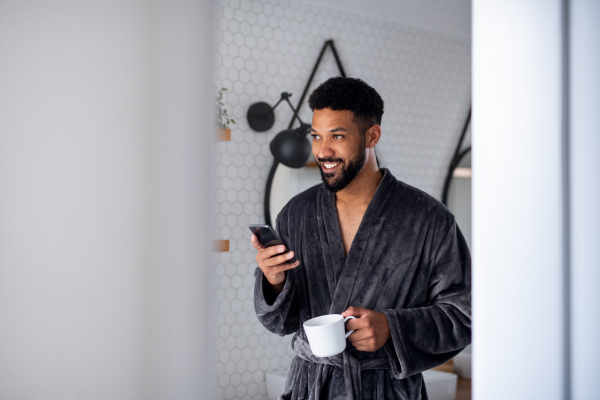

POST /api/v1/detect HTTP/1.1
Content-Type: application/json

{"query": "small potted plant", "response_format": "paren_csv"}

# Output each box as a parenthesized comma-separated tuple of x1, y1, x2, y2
(215, 87, 235, 141)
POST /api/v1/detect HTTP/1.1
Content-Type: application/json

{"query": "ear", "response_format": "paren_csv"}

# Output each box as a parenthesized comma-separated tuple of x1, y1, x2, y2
(365, 125, 381, 149)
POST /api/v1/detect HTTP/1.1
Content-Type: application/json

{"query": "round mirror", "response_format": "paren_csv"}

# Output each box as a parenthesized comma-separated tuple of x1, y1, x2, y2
(269, 161, 322, 223)
(446, 152, 471, 249)
(445, 150, 472, 378)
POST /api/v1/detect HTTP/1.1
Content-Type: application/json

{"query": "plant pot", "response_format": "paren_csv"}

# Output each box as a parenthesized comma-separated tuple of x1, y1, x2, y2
(216, 127, 231, 141)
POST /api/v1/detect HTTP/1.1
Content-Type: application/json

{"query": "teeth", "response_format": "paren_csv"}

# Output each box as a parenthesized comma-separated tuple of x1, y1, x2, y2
(323, 162, 339, 169)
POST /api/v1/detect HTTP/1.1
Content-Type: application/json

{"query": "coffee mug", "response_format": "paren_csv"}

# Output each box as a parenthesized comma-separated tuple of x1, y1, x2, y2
(303, 314, 356, 357)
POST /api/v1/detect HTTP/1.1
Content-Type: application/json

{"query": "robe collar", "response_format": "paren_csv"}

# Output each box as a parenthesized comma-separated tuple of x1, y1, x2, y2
(317, 168, 397, 314)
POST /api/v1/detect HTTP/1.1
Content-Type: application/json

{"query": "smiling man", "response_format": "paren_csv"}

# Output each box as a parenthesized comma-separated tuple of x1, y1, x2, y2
(252, 77, 471, 399)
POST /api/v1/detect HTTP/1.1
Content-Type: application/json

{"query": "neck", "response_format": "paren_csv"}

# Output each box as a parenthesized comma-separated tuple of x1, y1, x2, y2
(335, 151, 382, 206)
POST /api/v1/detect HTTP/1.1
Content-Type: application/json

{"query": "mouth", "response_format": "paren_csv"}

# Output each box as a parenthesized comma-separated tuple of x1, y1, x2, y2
(320, 161, 342, 173)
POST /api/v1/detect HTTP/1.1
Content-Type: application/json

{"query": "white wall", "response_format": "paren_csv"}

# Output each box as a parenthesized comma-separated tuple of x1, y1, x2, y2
(570, 0, 600, 398)
(0, 1, 213, 399)
(213, 0, 471, 398)
(473, 0, 600, 398)
(472, 1, 564, 399)
(296, 0, 472, 39)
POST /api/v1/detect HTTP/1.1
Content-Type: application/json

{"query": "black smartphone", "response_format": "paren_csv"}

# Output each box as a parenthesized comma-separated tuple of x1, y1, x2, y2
(249, 224, 296, 263)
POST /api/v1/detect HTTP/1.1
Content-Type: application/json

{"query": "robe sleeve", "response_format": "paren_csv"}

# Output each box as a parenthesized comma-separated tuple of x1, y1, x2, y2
(382, 220, 471, 378)
(253, 205, 300, 337)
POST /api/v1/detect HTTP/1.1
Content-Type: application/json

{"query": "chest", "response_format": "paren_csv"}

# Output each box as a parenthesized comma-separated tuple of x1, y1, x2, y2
(336, 204, 368, 257)
(300, 198, 429, 312)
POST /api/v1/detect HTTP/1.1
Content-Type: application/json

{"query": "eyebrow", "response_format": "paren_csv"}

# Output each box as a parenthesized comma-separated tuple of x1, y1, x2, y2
(310, 127, 349, 133)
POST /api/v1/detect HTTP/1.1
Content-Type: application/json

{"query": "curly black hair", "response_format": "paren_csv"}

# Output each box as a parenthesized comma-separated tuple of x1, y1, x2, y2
(308, 77, 384, 133)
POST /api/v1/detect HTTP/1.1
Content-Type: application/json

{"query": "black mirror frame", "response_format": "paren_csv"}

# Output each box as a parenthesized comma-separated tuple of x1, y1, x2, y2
(259, 39, 470, 223)
(262, 39, 347, 227)
(442, 108, 472, 206)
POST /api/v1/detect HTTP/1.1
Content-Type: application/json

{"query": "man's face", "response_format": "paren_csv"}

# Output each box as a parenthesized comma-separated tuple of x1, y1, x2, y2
(310, 108, 367, 193)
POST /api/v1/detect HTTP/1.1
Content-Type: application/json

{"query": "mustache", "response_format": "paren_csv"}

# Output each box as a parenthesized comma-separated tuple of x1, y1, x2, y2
(317, 157, 344, 163)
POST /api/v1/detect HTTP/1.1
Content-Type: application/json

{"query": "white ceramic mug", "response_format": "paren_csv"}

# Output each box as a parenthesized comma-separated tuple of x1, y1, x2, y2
(303, 314, 356, 357)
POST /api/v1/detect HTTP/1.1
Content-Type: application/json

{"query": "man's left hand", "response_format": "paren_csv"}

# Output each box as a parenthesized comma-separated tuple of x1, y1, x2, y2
(342, 307, 391, 352)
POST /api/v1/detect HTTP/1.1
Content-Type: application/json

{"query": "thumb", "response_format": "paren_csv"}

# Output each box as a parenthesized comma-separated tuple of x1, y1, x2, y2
(342, 306, 367, 318)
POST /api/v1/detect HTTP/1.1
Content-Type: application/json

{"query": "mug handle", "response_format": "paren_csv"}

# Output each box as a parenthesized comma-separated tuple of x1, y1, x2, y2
(343, 316, 356, 338)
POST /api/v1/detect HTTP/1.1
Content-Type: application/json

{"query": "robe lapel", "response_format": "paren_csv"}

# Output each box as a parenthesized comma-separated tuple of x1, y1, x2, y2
(317, 187, 345, 300)
(325, 169, 397, 314)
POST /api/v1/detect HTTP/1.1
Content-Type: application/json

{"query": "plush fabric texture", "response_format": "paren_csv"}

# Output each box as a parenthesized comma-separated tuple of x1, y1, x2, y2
(254, 168, 471, 400)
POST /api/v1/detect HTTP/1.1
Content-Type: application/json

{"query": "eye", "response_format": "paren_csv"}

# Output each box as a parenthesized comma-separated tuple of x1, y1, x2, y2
(333, 135, 344, 140)
(311, 134, 321, 140)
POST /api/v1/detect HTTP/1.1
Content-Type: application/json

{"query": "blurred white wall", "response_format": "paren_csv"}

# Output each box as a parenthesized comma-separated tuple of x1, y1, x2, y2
(570, 0, 600, 398)
(473, 0, 600, 399)
(0, 1, 213, 399)
(473, 3, 564, 399)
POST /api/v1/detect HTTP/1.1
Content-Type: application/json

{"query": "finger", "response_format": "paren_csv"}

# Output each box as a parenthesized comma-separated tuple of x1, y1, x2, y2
(262, 250, 295, 267)
(345, 317, 371, 331)
(250, 235, 265, 250)
(260, 261, 299, 284)
(264, 257, 298, 273)
(257, 247, 286, 264)
(348, 331, 374, 344)
(269, 260, 300, 274)
(262, 245, 288, 259)
(346, 328, 373, 343)
(342, 306, 368, 318)
(353, 342, 377, 352)
(348, 336, 378, 352)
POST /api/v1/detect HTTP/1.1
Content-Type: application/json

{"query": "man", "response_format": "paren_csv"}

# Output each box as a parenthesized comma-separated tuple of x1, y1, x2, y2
(251, 77, 471, 399)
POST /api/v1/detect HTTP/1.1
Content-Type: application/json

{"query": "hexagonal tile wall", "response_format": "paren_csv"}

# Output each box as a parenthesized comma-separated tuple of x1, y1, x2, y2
(213, 0, 470, 399)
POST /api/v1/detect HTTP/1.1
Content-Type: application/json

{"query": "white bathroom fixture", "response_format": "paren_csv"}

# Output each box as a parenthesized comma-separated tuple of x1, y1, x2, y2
(421, 369, 457, 400)
(266, 370, 288, 400)
(453, 344, 472, 379)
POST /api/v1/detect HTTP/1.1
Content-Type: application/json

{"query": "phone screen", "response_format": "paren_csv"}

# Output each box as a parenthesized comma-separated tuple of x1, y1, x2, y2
(249, 224, 296, 263)
(249, 224, 281, 248)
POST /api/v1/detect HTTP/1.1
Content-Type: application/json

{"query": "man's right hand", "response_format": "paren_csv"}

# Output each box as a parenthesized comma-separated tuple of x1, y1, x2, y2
(251, 234, 300, 289)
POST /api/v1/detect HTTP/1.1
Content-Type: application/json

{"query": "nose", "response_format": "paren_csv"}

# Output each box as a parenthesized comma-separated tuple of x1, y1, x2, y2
(314, 139, 335, 160)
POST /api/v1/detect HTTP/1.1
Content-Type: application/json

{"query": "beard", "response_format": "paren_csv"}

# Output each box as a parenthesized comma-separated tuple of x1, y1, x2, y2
(317, 139, 367, 193)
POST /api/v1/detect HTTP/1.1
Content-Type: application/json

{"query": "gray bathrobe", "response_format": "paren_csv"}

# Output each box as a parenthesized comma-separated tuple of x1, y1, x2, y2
(254, 168, 471, 400)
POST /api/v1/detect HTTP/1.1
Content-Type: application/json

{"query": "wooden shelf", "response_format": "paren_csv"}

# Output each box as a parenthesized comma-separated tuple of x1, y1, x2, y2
(216, 128, 231, 142)
(213, 240, 229, 252)
(453, 167, 472, 178)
